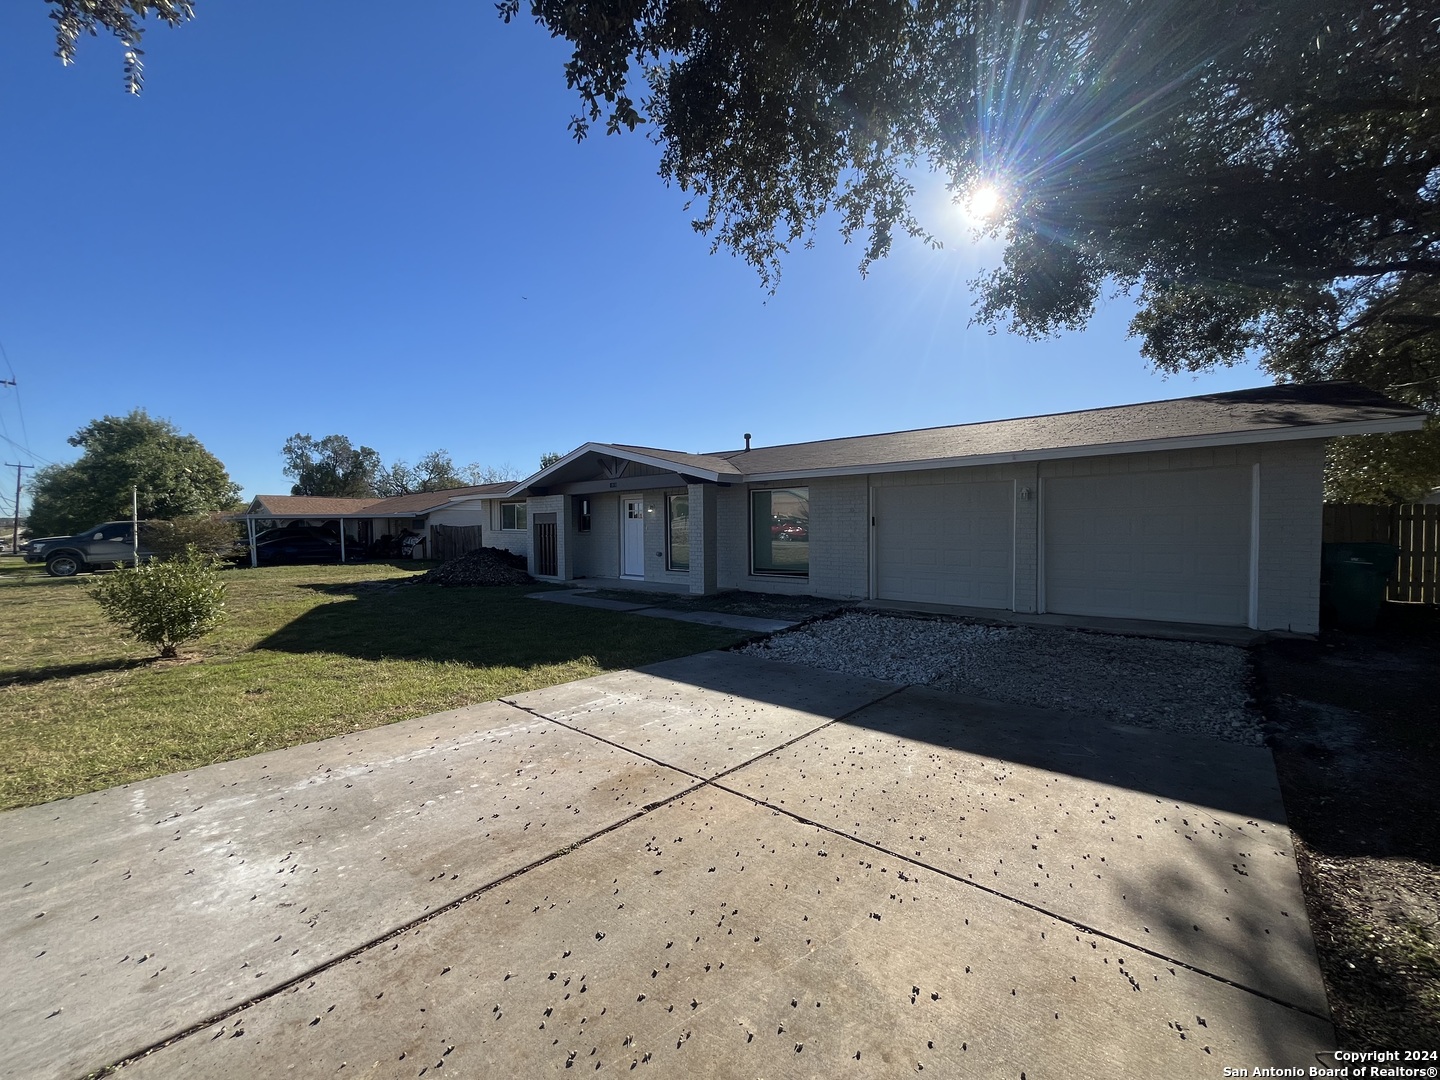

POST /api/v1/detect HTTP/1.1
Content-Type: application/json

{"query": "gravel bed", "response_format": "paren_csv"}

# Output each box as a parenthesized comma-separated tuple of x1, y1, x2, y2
(740, 610, 1261, 744)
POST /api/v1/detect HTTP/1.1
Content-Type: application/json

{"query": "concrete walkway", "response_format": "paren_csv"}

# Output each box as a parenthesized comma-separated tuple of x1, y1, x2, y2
(528, 589, 796, 633)
(0, 653, 1332, 1080)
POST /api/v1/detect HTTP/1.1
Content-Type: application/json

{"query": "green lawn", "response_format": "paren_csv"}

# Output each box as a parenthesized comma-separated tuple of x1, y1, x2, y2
(0, 561, 745, 810)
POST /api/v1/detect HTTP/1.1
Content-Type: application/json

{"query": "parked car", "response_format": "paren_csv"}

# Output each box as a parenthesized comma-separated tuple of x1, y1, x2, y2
(248, 525, 344, 565)
(24, 522, 156, 577)
(18, 535, 65, 558)
(771, 522, 808, 542)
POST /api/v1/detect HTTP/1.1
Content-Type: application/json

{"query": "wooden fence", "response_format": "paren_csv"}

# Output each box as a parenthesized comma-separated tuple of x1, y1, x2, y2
(1322, 503, 1440, 604)
(429, 524, 485, 564)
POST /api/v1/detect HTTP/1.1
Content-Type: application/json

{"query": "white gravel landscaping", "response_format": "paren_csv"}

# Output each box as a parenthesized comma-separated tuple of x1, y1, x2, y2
(740, 610, 1262, 744)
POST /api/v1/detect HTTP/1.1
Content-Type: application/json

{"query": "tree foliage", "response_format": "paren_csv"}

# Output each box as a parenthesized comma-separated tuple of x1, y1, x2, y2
(52, 0, 1440, 495)
(45, 0, 194, 94)
(539, 451, 563, 470)
(1324, 426, 1440, 504)
(27, 410, 241, 536)
(374, 451, 519, 496)
(146, 513, 245, 562)
(280, 434, 382, 499)
(88, 546, 226, 660)
(507, 0, 1439, 496)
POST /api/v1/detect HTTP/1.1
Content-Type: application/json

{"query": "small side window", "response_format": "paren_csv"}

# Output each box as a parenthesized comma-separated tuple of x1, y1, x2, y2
(575, 497, 591, 533)
(501, 502, 528, 531)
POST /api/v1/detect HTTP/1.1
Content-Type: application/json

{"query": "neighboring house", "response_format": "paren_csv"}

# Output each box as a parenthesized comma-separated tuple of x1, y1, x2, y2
(241, 484, 514, 558)
(476, 383, 1424, 635)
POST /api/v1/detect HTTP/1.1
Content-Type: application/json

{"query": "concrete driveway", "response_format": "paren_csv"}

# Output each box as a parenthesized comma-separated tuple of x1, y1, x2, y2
(0, 651, 1331, 1079)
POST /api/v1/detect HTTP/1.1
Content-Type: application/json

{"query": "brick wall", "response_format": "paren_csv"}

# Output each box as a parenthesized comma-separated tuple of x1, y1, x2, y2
(716, 476, 869, 598)
(477, 499, 529, 559)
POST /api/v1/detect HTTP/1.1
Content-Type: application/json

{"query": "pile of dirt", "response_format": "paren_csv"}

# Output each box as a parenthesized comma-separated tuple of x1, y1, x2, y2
(418, 547, 533, 587)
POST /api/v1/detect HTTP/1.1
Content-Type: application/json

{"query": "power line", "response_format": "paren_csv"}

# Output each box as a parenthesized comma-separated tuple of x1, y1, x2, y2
(0, 338, 31, 453)
(0, 431, 53, 466)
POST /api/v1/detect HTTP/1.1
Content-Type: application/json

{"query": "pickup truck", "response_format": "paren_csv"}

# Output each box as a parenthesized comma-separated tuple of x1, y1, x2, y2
(23, 522, 156, 577)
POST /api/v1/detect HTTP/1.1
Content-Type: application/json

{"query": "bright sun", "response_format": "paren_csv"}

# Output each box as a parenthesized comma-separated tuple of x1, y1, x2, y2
(964, 183, 1004, 223)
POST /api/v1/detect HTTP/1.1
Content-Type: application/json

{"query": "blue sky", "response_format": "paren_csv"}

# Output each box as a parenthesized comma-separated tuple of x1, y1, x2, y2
(0, 1, 1264, 511)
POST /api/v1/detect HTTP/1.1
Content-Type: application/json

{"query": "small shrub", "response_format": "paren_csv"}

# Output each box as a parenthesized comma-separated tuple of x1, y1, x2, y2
(89, 546, 227, 659)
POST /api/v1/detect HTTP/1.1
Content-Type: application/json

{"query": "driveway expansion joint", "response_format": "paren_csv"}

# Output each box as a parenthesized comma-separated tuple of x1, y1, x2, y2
(84, 777, 709, 1079)
(707, 777, 1331, 1025)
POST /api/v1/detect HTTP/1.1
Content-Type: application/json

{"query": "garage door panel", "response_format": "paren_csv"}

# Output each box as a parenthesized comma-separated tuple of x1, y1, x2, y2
(1043, 467, 1250, 626)
(876, 482, 1013, 608)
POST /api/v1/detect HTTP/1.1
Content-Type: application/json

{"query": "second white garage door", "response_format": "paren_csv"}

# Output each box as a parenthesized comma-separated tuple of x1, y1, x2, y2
(875, 481, 1014, 607)
(1042, 466, 1252, 626)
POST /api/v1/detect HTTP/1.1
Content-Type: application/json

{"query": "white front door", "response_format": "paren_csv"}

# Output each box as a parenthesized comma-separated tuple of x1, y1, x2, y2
(622, 499, 645, 577)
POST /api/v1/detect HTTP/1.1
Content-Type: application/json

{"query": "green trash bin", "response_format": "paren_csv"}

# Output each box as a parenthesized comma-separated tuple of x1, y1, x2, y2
(1321, 542, 1398, 631)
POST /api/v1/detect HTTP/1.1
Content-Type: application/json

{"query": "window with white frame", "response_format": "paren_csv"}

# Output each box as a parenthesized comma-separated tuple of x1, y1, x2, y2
(501, 502, 527, 531)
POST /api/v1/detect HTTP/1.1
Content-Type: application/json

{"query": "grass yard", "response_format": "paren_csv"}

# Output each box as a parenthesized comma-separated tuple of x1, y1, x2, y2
(0, 561, 745, 810)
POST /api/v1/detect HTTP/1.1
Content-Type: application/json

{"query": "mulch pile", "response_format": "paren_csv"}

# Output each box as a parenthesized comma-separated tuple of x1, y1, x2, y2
(418, 546, 533, 587)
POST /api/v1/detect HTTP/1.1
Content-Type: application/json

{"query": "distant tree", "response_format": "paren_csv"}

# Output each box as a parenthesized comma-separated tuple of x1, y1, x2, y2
(373, 461, 414, 499)
(27, 410, 241, 536)
(410, 450, 466, 492)
(373, 452, 518, 496)
(280, 434, 381, 499)
(539, 451, 563, 470)
(460, 462, 521, 485)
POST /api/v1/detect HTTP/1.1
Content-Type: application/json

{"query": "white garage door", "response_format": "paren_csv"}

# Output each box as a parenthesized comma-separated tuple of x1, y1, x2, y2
(1043, 467, 1251, 625)
(875, 482, 1014, 607)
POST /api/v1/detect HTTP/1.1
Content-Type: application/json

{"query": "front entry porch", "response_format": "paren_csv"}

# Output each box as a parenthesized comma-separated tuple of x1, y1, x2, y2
(519, 465, 721, 595)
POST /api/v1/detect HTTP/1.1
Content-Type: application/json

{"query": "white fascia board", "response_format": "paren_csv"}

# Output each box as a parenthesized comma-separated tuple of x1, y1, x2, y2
(739, 416, 1428, 483)
(501, 444, 602, 497)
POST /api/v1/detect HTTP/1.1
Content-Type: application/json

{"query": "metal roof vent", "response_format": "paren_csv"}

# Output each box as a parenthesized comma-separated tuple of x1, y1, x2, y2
(743, 433, 752, 451)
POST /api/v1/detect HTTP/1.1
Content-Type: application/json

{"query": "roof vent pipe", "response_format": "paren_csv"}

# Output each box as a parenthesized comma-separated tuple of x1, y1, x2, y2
(743, 433, 752, 451)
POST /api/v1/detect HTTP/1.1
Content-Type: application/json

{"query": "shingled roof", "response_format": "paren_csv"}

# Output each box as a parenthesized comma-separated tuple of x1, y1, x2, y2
(507, 383, 1425, 493)
(694, 382, 1427, 479)
(247, 483, 512, 519)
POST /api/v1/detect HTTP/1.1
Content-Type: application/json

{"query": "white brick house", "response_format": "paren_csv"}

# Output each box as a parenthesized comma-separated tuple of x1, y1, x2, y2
(489, 383, 1425, 635)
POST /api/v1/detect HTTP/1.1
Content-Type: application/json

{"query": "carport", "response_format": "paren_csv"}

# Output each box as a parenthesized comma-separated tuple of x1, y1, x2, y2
(238, 487, 505, 565)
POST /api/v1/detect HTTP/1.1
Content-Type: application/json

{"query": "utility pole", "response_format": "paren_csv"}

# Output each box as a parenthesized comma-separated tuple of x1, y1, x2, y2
(6, 463, 32, 553)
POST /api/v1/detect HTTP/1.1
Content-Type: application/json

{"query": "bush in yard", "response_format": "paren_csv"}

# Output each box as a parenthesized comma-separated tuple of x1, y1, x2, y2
(88, 547, 227, 659)
(146, 513, 246, 562)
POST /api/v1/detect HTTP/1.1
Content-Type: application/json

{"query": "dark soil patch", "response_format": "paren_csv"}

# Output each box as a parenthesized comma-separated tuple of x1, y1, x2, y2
(418, 547, 533, 587)
(1256, 602, 1440, 1047)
